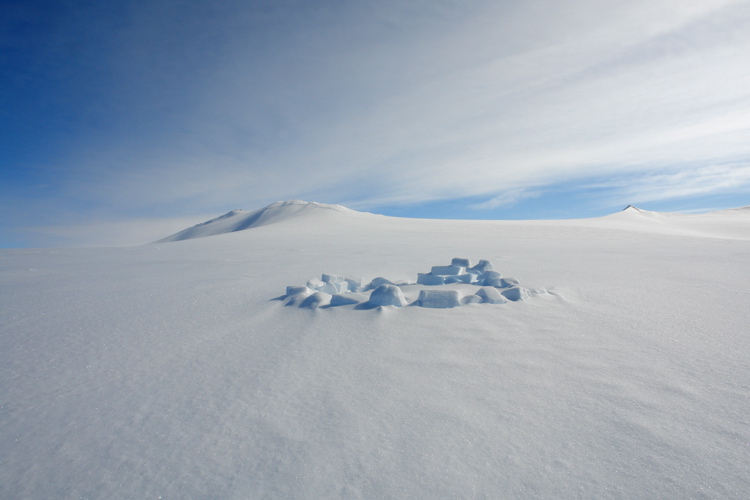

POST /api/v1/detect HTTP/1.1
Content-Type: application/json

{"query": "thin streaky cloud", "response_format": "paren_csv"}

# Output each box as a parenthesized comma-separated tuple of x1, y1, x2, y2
(586, 162, 750, 205)
(1, 0, 749, 246)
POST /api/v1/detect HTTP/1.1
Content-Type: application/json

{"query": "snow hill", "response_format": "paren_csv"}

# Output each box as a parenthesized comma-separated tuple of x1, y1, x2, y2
(156, 200, 365, 242)
(2, 202, 750, 499)
(594, 204, 750, 240)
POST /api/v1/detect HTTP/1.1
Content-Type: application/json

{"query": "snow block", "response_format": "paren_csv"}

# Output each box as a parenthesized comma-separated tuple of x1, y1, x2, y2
(299, 292, 331, 309)
(322, 274, 346, 284)
(451, 258, 472, 268)
(478, 270, 502, 281)
(461, 294, 483, 305)
(501, 286, 531, 301)
(476, 287, 508, 304)
(286, 285, 311, 297)
(284, 286, 313, 306)
(306, 278, 325, 290)
(443, 274, 475, 284)
(469, 260, 494, 274)
(368, 284, 408, 307)
(320, 281, 349, 294)
(417, 273, 445, 286)
(367, 277, 394, 290)
(344, 276, 364, 293)
(417, 289, 461, 308)
(329, 293, 367, 307)
(431, 265, 465, 276)
(499, 278, 520, 288)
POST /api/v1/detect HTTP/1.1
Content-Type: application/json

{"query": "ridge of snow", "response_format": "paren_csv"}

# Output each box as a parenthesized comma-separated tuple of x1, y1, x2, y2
(708, 205, 750, 215)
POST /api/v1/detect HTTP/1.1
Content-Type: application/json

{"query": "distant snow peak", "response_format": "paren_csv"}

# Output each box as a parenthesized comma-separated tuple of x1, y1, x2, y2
(281, 257, 548, 310)
(622, 205, 644, 212)
(155, 200, 358, 243)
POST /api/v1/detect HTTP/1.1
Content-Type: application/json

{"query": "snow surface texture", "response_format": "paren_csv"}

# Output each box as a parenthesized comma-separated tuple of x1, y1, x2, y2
(2, 201, 750, 499)
(281, 258, 542, 309)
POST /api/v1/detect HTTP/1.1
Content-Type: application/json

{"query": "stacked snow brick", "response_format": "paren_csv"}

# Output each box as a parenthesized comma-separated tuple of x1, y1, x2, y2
(305, 274, 367, 295)
(417, 289, 461, 308)
(281, 257, 539, 310)
(417, 258, 491, 286)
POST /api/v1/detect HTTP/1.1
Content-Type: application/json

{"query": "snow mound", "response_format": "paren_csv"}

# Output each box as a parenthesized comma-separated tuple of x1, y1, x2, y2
(299, 292, 332, 309)
(156, 200, 358, 242)
(280, 258, 546, 310)
(367, 284, 409, 308)
(475, 286, 508, 304)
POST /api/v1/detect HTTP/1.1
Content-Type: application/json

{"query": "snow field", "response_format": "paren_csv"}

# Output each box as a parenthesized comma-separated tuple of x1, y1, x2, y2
(2, 201, 750, 499)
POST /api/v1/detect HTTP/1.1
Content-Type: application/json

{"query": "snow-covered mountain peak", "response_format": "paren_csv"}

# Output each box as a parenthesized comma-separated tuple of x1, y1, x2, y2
(622, 205, 644, 212)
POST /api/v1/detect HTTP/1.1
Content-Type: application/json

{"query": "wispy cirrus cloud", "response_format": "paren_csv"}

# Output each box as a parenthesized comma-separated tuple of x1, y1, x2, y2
(588, 163, 750, 206)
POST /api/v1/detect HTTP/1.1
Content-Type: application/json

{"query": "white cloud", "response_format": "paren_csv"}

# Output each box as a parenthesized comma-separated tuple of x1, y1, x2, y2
(594, 163, 750, 205)
(469, 190, 542, 210)
(5, 0, 750, 247)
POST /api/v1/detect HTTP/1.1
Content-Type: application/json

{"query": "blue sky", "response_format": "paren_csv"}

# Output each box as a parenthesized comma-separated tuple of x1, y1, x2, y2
(2, 0, 749, 247)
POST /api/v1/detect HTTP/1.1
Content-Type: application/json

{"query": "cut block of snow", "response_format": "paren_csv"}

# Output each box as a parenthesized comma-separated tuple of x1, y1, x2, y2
(476, 287, 508, 304)
(443, 274, 475, 284)
(299, 291, 331, 309)
(499, 278, 520, 288)
(344, 276, 364, 293)
(417, 273, 445, 285)
(306, 278, 325, 290)
(286, 285, 311, 297)
(461, 294, 483, 305)
(367, 277, 394, 290)
(319, 281, 348, 294)
(329, 293, 367, 307)
(284, 286, 313, 306)
(368, 284, 408, 307)
(322, 274, 346, 284)
(469, 260, 494, 274)
(501, 286, 531, 301)
(431, 265, 465, 276)
(451, 258, 471, 267)
(478, 271, 502, 281)
(417, 289, 461, 308)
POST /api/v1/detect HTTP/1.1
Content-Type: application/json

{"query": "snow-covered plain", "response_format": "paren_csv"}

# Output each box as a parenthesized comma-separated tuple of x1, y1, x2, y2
(2, 200, 749, 499)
